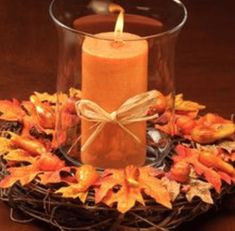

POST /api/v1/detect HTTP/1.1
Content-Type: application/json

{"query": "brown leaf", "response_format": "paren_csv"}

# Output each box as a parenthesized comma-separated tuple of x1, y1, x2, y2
(185, 179, 213, 204)
(218, 141, 235, 154)
(161, 177, 180, 201)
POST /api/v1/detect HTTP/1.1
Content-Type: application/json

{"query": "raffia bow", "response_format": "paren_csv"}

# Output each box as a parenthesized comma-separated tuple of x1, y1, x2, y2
(74, 90, 159, 153)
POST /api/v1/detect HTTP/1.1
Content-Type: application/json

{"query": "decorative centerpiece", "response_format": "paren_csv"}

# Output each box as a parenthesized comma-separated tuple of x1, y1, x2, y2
(0, 0, 235, 231)
(50, 0, 186, 168)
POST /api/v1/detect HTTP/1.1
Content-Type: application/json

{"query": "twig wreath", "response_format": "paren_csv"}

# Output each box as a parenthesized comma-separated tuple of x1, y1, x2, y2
(0, 89, 235, 231)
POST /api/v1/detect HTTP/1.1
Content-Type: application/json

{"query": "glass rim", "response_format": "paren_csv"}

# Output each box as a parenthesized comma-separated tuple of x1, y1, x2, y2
(49, 0, 188, 41)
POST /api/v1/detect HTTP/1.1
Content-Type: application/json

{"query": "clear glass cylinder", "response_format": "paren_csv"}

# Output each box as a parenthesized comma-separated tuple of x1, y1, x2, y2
(49, 0, 187, 169)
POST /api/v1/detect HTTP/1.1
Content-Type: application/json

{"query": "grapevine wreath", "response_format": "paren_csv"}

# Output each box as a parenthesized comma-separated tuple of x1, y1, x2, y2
(0, 89, 235, 231)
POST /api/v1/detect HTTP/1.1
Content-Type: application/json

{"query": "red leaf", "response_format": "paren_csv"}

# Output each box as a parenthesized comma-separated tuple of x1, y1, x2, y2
(217, 171, 232, 185)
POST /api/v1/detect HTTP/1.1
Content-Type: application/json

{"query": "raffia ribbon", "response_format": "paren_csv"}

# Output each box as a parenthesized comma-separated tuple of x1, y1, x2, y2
(75, 90, 159, 153)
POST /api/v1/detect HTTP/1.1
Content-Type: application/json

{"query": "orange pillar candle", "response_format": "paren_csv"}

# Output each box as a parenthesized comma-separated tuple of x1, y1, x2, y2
(81, 32, 148, 168)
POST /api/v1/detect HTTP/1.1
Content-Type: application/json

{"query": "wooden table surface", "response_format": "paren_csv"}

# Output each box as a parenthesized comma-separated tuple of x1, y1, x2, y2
(0, 0, 235, 230)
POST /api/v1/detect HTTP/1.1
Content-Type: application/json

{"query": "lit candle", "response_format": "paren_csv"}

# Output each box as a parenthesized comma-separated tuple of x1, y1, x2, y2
(81, 10, 148, 168)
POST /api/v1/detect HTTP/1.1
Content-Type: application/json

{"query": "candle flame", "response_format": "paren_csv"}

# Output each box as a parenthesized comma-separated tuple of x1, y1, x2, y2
(109, 3, 124, 41)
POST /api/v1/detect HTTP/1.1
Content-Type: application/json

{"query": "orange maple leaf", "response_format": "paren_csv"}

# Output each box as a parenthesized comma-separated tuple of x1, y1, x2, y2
(0, 99, 25, 121)
(99, 166, 145, 214)
(139, 166, 172, 209)
(0, 165, 40, 188)
(56, 165, 99, 203)
(96, 166, 172, 213)
(95, 168, 124, 204)
(174, 145, 222, 193)
(38, 167, 72, 185)
(0, 147, 65, 188)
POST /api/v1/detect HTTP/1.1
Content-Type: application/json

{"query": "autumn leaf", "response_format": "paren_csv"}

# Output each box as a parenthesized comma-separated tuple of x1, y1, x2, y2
(96, 166, 172, 213)
(3, 149, 36, 164)
(139, 166, 172, 209)
(175, 94, 206, 112)
(56, 165, 99, 203)
(95, 168, 124, 204)
(38, 167, 72, 185)
(160, 177, 180, 202)
(231, 152, 235, 162)
(174, 145, 222, 193)
(0, 165, 40, 188)
(185, 179, 213, 204)
(194, 161, 222, 193)
(0, 137, 11, 156)
(56, 185, 88, 203)
(218, 141, 235, 154)
(96, 166, 145, 213)
(0, 99, 25, 121)
(217, 171, 232, 185)
(33, 91, 67, 105)
(111, 185, 145, 214)
(69, 88, 81, 99)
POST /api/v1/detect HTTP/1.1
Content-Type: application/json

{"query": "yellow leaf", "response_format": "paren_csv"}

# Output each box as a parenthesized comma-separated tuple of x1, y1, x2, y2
(115, 185, 145, 214)
(175, 94, 205, 112)
(4, 149, 36, 164)
(56, 185, 88, 203)
(0, 137, 11, 156)
(69, 88, 81, 99)
(33, 91, 67, 105)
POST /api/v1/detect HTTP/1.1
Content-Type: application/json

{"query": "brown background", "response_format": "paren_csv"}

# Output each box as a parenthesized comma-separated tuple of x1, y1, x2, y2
(0, 0, 235, 230)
